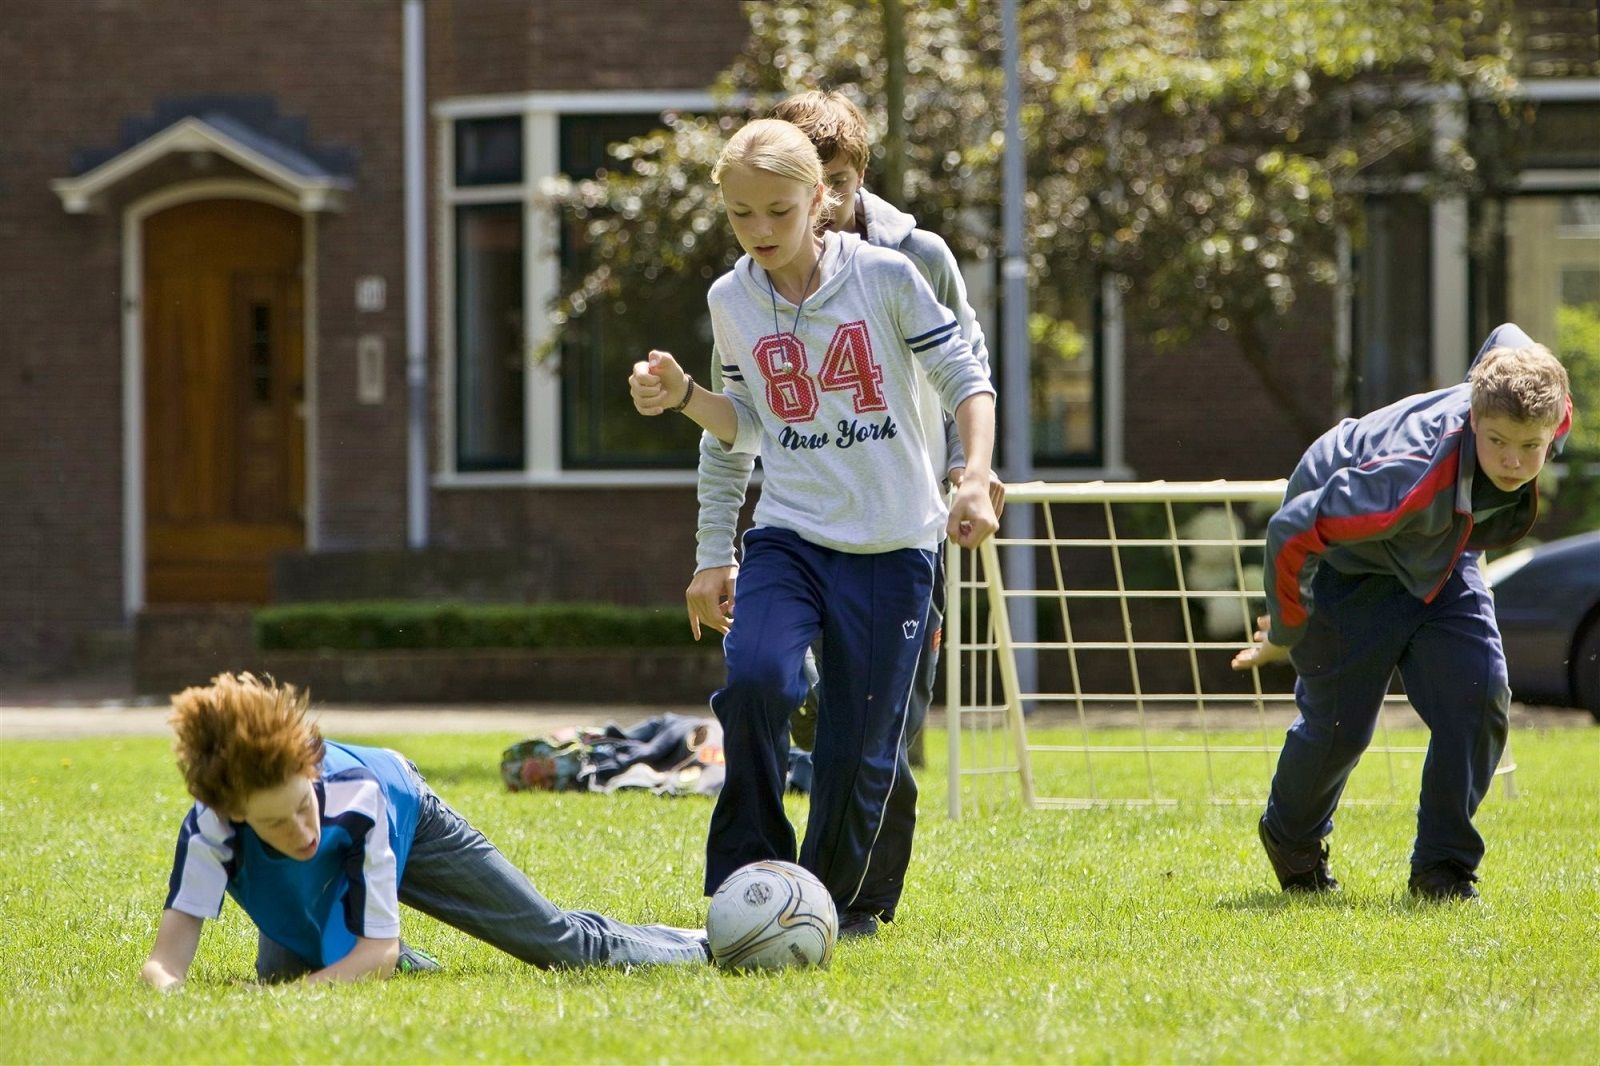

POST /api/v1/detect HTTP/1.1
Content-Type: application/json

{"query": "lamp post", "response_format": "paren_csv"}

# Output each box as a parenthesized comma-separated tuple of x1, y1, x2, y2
(1000, 0, 1036, 703)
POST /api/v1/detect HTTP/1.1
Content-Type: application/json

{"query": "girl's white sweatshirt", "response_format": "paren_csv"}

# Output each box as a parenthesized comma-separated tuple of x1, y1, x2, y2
(709, 230, 994, 554)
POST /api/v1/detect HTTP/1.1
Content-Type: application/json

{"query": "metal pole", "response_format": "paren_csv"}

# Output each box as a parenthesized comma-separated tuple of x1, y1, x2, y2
(1000, 0, 1037, 703)
(403, 0, 429, 549)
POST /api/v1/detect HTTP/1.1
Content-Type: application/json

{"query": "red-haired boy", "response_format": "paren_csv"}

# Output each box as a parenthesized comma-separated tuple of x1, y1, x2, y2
(141, 673, 706, 989)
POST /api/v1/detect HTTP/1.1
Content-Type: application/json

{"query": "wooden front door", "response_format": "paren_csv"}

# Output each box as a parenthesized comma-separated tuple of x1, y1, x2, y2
(144, 199, 305, 602)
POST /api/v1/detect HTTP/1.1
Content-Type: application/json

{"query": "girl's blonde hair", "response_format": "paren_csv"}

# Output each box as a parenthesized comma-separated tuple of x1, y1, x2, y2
(712, 118, 843, 228)
(169, 672, 324, 815)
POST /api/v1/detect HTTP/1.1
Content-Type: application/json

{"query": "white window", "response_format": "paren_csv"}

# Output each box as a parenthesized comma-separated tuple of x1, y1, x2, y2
(435, 92, 1126, 481)
(436, 93, 721, 484)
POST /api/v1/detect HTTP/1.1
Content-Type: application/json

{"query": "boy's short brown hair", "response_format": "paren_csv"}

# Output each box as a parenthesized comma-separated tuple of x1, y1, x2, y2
(1469, 343, 1570, 427)
(169, 672, 324, 814)
(770, 90, 870, 173)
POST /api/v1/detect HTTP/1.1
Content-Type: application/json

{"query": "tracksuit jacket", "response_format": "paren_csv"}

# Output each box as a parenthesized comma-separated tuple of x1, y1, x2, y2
(1264, 322, 1573, 648)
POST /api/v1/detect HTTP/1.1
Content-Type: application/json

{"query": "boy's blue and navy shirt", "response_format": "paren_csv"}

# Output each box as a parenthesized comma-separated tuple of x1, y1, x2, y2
(163, 741, 422, 968)
(1264, 322, 1573, 648)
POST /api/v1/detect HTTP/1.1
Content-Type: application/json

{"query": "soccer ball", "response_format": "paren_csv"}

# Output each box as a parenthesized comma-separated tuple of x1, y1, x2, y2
(706, 860, 837, 970)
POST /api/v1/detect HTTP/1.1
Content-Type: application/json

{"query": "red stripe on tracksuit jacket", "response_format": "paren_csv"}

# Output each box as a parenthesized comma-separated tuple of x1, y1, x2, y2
(1263, 323, 1572, 649)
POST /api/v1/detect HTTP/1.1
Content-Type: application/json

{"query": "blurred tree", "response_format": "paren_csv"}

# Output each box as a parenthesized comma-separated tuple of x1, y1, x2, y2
(1544, 300, 1600, 536)
(880, 0, 907, 206)
(1556, 302, 1600, 458)
(547, 0, 1531, 442)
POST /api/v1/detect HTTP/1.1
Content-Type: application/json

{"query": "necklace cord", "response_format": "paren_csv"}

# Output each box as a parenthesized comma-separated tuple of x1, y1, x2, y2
(766, 238, 826, 355)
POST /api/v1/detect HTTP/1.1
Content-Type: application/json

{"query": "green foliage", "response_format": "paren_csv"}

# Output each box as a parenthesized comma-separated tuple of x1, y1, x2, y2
(550, 0, 1530, 436)
(2, 726, 1598, 1063)
(1555, 301, 1600, 458)
(1533, 301, 1600, 539)
(253, 602, 697, 652)
(1028, 312, 1086, 364)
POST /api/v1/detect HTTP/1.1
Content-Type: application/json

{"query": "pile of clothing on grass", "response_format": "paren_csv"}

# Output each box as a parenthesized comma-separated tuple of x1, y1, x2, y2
(501, 712, 814, 798)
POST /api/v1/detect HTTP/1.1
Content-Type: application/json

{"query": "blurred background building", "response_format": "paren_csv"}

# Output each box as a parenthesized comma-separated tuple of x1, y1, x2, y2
(0, 0, 1595, 680)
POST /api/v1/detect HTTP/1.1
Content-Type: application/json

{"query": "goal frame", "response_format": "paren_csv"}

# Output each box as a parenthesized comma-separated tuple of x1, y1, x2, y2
(943, 480, 1516, 818)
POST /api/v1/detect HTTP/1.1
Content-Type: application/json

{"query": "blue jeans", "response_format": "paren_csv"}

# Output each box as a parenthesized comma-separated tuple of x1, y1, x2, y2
(1262, 560, 1510, 875)
(256, 766, 707, 979)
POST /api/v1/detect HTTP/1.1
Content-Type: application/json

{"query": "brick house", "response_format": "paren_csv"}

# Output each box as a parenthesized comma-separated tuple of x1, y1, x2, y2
(0, 1, 1595, 680)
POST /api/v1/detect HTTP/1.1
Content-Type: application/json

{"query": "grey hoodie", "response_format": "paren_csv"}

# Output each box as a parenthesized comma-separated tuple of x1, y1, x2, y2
(694, 189, 991, 570)
(707, 229, 993, 555)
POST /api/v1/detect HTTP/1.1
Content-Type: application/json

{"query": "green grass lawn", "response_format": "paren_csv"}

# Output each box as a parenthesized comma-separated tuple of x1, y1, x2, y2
(2, 725, 1597, 1064)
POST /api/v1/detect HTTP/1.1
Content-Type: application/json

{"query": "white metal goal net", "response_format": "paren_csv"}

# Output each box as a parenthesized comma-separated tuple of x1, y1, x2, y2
(943, 480, 1515, 818)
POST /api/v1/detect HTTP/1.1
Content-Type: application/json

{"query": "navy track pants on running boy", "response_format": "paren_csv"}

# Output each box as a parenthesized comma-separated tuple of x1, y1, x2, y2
(706, 526, 935, 920)
(1262, 559, 1511, 876)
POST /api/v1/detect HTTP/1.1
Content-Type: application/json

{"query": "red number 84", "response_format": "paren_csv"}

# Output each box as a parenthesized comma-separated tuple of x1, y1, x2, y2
(753, 321, 886, 424)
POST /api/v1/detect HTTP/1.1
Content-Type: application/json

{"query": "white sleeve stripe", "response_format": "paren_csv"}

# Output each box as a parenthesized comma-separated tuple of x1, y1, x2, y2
(168, 891, 223, 920)
(321, 774, 385, 821)
(323, 775, 401, 938)
(167, 806, 233, 919)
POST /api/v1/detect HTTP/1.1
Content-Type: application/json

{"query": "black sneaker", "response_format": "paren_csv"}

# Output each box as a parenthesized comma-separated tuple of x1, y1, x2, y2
(396, 941, 442, 974)
(1258, 816, 1340, 893)
(1408, 862, 1480, 901)
(837, 910, 880, 939)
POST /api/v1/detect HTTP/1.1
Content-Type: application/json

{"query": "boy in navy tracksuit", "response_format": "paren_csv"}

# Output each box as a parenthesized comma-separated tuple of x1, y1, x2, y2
(1232, 324, 1571, 900)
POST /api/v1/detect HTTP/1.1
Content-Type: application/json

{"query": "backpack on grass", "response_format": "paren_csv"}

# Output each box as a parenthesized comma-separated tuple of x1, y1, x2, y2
(500, 734, 587, 792)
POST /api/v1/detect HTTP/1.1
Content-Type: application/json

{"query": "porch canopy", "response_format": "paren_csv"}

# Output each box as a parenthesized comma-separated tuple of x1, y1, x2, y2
(52, 101, 352, 213)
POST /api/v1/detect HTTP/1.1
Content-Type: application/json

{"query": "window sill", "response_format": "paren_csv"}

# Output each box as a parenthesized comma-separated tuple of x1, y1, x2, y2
(432, 466, 1136, 491)
(434, 469, 705, 490)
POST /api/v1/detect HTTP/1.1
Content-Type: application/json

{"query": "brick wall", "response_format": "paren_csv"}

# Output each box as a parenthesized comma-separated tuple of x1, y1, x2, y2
(0, 0, 1395, 680)
(0, 1, 408, 675)
(1122, 288, 1339, 481)
(431, 487, 759, 607)
(0, 0, 753, 677)
(427, 0, 751, 95)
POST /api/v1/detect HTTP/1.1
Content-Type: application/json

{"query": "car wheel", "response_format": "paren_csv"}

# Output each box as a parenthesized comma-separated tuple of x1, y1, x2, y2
(1575, 617, 1600, 724)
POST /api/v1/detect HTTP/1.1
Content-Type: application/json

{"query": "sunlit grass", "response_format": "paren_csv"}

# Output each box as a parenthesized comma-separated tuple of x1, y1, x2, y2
(1, 725, 1596, 1064)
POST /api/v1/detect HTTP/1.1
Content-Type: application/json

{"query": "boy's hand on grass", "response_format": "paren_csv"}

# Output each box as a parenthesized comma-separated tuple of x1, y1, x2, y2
(142, 909, 200, 992)
(1231, 614, 1290, 671)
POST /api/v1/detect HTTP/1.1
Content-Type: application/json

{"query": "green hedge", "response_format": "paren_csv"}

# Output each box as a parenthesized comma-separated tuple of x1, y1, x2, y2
(254, 601, 700, 651)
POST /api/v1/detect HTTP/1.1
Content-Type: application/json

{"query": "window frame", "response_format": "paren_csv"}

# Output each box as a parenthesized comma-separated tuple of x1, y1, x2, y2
(433, 90, 1130, 485)
(1021, 272, 1129, 481)
(1341, 79, 1600, 419)
(434, 91, 721, 488)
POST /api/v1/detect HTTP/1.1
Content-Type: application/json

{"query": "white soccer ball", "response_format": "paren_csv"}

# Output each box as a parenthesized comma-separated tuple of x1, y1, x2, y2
(706, 860, 837, 971)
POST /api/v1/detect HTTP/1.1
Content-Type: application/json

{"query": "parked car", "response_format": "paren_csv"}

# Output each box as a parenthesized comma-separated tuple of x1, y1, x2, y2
(1482, 530, 1600, 721)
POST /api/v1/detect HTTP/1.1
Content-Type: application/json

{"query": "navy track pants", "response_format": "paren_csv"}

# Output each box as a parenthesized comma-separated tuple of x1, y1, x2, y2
(706, 527, 934, 919)
(1263, 558, 1510, 875)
